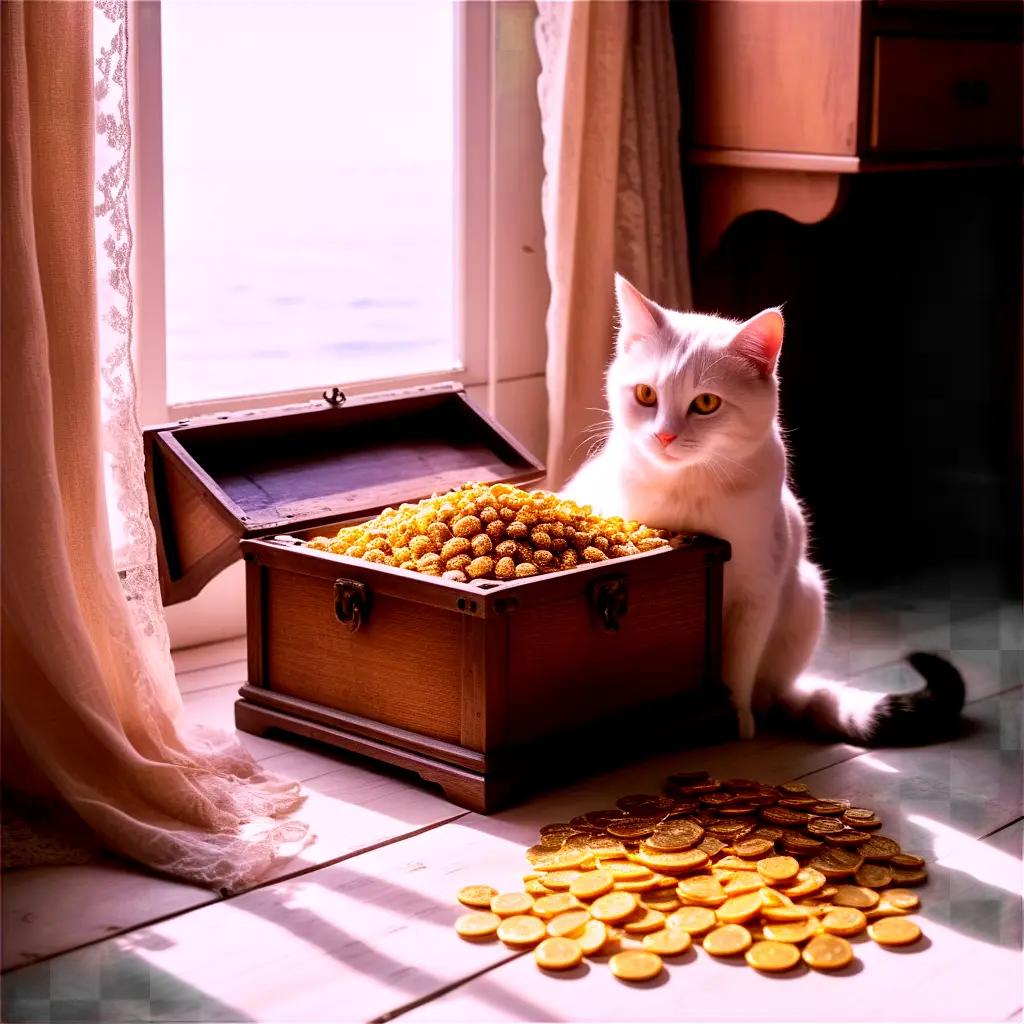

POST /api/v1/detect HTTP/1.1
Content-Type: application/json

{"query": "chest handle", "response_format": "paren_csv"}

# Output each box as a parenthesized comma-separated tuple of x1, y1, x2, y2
(334, 579, 370, 632)
(590, 575, 628, 632)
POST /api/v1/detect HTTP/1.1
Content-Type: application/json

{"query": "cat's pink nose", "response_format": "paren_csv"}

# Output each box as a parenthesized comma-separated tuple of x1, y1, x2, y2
(655, 432, 677, 448)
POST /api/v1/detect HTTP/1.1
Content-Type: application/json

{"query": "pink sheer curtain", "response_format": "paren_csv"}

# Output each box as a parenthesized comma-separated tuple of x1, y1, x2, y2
(535, 0, 692, 488)
(1, 0, 306, 892)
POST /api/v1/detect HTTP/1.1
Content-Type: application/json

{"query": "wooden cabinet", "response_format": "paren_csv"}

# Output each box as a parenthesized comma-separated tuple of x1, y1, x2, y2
(681, 1, 1023, 255)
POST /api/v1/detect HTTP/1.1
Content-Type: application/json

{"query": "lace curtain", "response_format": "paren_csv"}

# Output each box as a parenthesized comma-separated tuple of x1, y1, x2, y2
(0, 0, 307, 893)
(534, 0, 692, 487)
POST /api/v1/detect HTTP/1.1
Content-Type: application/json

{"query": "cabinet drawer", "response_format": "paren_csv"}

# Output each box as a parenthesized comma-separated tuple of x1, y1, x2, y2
(871, 35, 1022, 153)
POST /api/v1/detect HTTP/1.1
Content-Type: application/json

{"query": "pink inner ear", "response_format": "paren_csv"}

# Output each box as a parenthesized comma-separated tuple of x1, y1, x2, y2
(615, 273, 660, 341)
(730, 310, 784, 375)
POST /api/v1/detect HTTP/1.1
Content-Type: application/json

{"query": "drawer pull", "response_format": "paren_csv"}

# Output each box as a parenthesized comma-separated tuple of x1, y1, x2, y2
(334, 578, 369, 632)
(590, 575, 628, 632)
(952, 78, 990, 108)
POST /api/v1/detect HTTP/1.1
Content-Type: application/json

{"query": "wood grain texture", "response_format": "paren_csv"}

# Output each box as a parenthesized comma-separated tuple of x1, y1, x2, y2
(688, 1, 863, 155)
(263, 568, 464, 743)
(505, 569, 708, 745)
(871, 35, 1023, 154)
(693, 165, 846, 257)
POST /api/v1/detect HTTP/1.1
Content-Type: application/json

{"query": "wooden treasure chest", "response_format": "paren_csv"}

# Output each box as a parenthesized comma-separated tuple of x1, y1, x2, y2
(144, 383, 736, 811)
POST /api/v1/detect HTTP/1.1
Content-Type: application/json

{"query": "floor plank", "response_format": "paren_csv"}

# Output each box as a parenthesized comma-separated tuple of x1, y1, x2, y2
(1, 738, 463, 972)
(171, 637, 246, 680)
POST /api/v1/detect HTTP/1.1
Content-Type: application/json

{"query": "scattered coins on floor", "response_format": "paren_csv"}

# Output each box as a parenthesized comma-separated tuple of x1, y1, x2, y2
(308, 482, 678, 582)
(452, 769, 928, 982)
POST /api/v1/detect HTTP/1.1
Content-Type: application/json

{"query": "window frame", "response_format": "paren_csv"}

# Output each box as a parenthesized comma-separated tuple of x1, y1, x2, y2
(129, 0, 550, 650)
(131, 0, 503, 423)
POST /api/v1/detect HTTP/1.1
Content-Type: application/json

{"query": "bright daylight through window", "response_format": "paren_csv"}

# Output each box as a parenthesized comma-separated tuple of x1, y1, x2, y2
(160, 1, 456, 405)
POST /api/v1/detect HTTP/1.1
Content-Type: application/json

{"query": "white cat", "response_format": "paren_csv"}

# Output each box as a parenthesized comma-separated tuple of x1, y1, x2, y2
(562, 275, 964, 744)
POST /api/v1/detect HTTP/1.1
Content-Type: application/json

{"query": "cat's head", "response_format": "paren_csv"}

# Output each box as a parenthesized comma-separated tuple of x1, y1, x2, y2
(606, 274, 784, 473)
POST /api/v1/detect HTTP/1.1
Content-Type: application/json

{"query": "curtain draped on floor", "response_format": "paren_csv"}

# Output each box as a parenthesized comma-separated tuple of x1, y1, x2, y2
(1, 0, 306, 893)
(534, 0, 693, 488)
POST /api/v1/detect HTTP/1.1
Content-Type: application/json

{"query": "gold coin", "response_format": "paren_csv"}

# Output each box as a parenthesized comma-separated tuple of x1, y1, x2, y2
(641, 890, 682, 913)
(577, 919, 609, 955)
(569, 870, 614, 901)
(645, 820, 704, 851)
(715, 892, 763, 924)
(762, 919, 820, 944)
(490, 892, 534, 917)
(591, 890, 639, 923)
(667, 906, 718, 935)
(541, 870, 582, 891)
(635, 848, 710, 873)
(615, 874, 665, 892)
(802, 933, 854, 970)
(534, 936, 583, 970)
(546, 909, 591, 939)
(757, 855, 801, 884)
(777, 868, 827, 899)
(854, 863, 893, 889)
(457, 885, 499, 909)
(597, 861, 654, 882)
(868, 916, 922, 946)
(609, 949, 663, 982)
(832, 884, 879, 910)
(866, 900, 911, 919)
(642, 927, 692, 956)
(889, 853, 926, 869)
(531, 892, 580, 919)
(527, 847, 589, 870)
(715, 856, 761, 871)
(758, 888, 792, 909)
(890, 867, 928, 886)
(723, 871, 766, 896)
(702, 923, 753, 956)
(822, 907, 867, 936)
(745, 940, 801, 972)
(809, 848, 864, 879)
(761, 904, 812, 922)
(497, 914, 546, 946)
(857, 835, 901, 861)
(883, 888, 921, 910)
(455, 911, 501, 939)
(677, 875, 727, 904)
(731, 838, 775, 860)
(622, 908, 666, 934)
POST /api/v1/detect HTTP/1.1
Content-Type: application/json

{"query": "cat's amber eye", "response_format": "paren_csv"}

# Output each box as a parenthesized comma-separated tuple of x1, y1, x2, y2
(690, 392, 722, 415)
(634, 383, 657, 407)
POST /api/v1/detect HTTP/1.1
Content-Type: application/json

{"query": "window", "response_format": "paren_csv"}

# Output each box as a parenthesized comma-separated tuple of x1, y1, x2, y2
(159, 1, 457, 406)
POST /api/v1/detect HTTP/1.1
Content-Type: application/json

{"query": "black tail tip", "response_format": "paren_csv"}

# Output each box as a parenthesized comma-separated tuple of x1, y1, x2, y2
(862, 652, 966, 747)
(906, 651, 967, 715)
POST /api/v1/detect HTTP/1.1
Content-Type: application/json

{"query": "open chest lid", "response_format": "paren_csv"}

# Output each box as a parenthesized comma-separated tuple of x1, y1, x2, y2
(143, 382, 545, 605)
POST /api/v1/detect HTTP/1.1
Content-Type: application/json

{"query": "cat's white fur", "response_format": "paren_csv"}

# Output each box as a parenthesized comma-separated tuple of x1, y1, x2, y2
(562, 275, 827, 740)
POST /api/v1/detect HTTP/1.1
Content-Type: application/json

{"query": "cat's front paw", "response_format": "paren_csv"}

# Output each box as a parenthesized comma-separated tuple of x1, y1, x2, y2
(737, 709, 757, 741)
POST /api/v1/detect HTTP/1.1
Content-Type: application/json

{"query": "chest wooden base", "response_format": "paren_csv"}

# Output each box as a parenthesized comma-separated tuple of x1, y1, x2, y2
(234, 684, 738, 813)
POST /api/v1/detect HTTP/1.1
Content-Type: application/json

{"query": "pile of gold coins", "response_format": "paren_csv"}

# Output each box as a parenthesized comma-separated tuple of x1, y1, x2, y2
(454, 770, 927, 981)
(307, 482, 674, 583)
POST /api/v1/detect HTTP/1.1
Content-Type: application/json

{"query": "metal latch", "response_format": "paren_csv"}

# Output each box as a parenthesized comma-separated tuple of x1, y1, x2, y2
(334, 579, 369, 632)
(590, 575, 628, 632)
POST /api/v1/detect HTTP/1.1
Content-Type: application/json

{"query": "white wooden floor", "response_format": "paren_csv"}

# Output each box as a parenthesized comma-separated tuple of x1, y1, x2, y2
(3, 569, 1022, 1023)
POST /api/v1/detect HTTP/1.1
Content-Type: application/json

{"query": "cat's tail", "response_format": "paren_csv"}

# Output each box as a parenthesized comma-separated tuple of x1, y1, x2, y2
(774, 652, 966, 746)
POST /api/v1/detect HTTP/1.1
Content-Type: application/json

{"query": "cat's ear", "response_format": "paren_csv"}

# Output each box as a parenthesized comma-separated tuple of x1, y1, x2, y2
(615, 273, 662, 351)
(728, 308, 784, 376)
